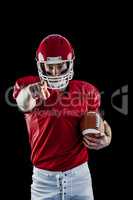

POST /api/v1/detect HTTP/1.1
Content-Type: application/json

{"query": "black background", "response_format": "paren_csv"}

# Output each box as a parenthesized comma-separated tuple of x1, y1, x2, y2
(0, 8, 128, 200)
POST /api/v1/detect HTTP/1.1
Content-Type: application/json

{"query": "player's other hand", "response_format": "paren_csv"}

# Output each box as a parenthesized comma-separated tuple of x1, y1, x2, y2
(39, 80, 50, 100)
(29, 81, 50, 100)
(82, 120, 112, 150)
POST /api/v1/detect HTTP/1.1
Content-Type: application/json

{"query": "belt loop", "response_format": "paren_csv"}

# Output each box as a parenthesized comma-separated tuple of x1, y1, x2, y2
(56, 174, 60, 188)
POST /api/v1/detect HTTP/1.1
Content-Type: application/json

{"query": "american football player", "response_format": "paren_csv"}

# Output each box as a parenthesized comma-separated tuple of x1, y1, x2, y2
(13, 34, 112, 200)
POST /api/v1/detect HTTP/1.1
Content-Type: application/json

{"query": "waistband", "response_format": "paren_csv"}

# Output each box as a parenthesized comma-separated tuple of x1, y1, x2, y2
(33, 162, 88, 176)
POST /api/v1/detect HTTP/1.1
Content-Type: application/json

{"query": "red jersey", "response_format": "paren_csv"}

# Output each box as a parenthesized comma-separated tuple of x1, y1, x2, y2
(13, 76, 101, 171)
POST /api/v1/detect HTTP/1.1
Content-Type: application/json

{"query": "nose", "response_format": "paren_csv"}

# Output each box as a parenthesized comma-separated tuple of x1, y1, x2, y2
(52, 67, 60, 76)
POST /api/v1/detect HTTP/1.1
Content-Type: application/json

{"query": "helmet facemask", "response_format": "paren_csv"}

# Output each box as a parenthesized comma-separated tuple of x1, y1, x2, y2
(37, 58, 74, 90)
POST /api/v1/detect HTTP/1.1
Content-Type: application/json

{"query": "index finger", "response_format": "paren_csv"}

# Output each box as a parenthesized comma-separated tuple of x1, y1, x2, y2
(88, 132, 104, 138)
(40, 80, 48, 90)
(43, 81, 48, 90)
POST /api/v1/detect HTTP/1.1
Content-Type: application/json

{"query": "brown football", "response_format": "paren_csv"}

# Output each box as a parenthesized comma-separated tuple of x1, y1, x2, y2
(80, 112, 104, 136)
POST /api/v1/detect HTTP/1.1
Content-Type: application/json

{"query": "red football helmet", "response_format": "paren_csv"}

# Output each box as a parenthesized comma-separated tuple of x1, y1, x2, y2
(36, 34, 75, 89)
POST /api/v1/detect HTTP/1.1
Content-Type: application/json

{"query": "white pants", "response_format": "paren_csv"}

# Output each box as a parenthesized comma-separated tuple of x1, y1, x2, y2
(31, 162, 94, 200)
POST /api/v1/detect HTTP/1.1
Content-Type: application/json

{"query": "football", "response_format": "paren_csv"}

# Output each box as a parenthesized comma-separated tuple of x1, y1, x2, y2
(80, 112, 104, 136)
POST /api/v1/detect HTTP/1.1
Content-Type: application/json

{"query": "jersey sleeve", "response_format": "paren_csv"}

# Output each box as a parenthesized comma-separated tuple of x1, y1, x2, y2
(13, 76, 40, 99)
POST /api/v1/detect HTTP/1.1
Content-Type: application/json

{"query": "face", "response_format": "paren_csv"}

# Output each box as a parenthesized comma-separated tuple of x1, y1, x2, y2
(44, 63, 67, 76)
(37, 60, 74, 90)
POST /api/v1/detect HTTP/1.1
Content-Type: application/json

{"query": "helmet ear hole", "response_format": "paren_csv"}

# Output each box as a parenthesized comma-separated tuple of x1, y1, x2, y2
(40, 63, 45, 68)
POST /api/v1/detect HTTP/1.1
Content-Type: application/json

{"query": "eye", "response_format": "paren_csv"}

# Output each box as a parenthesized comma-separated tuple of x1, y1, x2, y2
(57, 65, 62, 70)
(48, 65, 54, 70)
